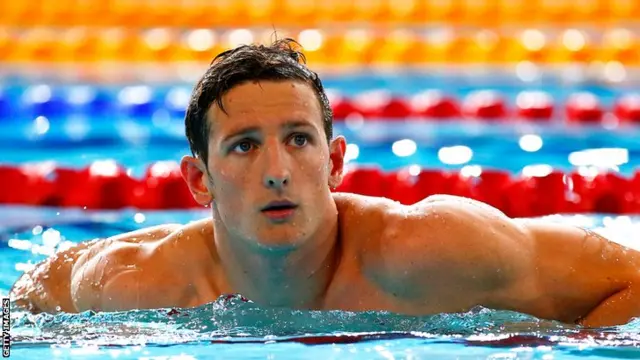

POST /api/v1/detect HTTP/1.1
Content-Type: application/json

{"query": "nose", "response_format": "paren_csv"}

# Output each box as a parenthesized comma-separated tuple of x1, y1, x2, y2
(262, 143, 290, 191)
(264, 175, 288, 190)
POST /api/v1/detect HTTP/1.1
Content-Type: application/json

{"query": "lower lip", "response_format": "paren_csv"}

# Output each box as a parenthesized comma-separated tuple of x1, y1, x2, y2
(262, 208, 296, 221)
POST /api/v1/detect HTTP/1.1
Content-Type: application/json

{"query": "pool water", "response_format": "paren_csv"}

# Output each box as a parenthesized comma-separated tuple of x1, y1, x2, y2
(2, 208, 640, 359)
(2, 72, 640, 359)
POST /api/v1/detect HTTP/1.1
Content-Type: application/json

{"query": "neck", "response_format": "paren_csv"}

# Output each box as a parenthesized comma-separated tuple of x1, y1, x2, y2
(212, 200, 340, 309)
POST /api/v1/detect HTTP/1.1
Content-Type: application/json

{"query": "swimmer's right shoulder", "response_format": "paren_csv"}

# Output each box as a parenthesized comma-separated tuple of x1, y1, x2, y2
(71, 220, 210, 312)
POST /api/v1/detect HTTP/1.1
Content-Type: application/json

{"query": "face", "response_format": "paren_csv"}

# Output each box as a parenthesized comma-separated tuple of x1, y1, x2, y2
(181, 80, 346, 249)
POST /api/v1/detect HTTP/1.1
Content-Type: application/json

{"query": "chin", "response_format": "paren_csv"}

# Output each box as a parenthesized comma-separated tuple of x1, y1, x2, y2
(252, 227, 307, 251)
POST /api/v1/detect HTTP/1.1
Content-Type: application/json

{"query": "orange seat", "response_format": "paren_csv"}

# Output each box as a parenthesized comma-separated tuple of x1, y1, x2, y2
(497, 0, 537, 25)
(0, 3, 34, 26)
(279, 0, 318, 27)
(181, 29, 227, 63)
(387, 0, 426, 25)
(458, 0, 500, 27)
(463, 30, 508, 63)
(599, 28, 639, 65)
(316, 0, 354, 23)
(535, 0, 571, 24)
(320, 30, 373, 66)
(58, 27, 94, 62)
(570, 0, 607, 24)
(547, 29, 595, 63)
(351, 0, 388, 24)
(11, 28, 60, 62)
(0, 28, 17, 61)
(296, 29, 327, 65)
(370, 30, 421, 65)
(609, 0, 640, 22)
(422, 29, 470, 64)
(106, 0, 149, 27)
(424, 0, 462, 24)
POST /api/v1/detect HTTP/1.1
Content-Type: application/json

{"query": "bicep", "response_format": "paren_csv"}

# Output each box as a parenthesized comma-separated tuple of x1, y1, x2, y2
(486, 219, 640, 323)
(520, 221, 640, 296)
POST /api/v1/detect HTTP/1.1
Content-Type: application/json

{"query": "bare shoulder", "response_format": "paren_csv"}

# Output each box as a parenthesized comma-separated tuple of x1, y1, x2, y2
(361, 194, 533, 291)
(71, 219, 213, 312)
(332, 192, 397, 246)
(9, 222, 187, 313)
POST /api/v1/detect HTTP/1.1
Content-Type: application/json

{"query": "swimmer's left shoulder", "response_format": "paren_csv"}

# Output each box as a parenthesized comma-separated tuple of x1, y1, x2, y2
(332, 192, 399, 214)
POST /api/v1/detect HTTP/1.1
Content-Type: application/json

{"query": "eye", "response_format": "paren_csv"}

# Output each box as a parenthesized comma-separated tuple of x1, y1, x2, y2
(231, 140, 254, 154)
(289, 133, 309, 147)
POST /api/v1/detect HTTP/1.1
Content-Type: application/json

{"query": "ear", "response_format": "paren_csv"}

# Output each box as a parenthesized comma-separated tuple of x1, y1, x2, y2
(180, 155, 214, 206)
(328, 136, 347, 189)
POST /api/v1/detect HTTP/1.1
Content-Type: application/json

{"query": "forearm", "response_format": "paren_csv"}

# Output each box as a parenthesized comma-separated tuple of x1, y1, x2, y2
(578, 284, 640, 328)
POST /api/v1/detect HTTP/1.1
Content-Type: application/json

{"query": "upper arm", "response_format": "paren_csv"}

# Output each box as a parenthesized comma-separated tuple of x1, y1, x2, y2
(383, 195, 640, 322)
(375, 196, 531, 308)
(70, 227, 195, 313)
(9, 240, 98, 313)
(511, 219, 640, 321)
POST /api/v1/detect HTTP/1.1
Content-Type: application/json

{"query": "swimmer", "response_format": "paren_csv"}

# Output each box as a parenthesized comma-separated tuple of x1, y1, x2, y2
(10, 39, 640, 327)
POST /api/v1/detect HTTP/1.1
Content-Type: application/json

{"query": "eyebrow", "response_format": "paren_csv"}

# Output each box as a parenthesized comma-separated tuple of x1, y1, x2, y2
(220, 120, 316, 144)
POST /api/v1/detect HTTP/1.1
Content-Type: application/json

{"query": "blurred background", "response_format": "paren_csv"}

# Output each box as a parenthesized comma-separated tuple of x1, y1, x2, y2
(0, 0, 640, 217)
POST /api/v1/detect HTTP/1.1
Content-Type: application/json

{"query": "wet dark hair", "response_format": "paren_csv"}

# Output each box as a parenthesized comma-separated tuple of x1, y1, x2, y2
(184, 38, 334, 162)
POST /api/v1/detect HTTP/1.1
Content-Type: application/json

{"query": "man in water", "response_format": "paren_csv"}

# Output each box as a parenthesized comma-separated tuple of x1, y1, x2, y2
(10, 39, 640, 327)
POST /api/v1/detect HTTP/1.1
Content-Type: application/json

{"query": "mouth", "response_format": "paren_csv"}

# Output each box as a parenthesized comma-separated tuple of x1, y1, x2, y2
(261, 201, 298, 221)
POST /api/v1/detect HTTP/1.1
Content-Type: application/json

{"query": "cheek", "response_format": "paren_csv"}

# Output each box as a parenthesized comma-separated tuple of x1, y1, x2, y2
(300, 152, 330, 183)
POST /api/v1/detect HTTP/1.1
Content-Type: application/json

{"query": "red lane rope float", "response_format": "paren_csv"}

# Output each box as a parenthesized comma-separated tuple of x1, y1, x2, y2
(326, 90, 640, 124)
(2, 162, 640, 216)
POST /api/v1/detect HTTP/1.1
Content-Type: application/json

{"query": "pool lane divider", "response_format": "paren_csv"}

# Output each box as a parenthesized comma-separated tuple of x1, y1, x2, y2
(1, 161, 639, 217)
(3, 86, 640, 124)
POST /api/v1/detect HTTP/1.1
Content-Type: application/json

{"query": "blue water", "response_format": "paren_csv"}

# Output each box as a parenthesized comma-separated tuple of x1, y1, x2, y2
(1, 120, 639, 177)
(2, 73, 640, 359)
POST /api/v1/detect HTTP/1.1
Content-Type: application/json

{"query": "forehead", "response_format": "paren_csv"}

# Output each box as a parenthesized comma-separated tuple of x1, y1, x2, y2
(207, 80, 322, 133)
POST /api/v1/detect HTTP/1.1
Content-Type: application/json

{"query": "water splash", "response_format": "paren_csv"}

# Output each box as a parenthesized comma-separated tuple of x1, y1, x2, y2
(10, 294, 640, 349)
